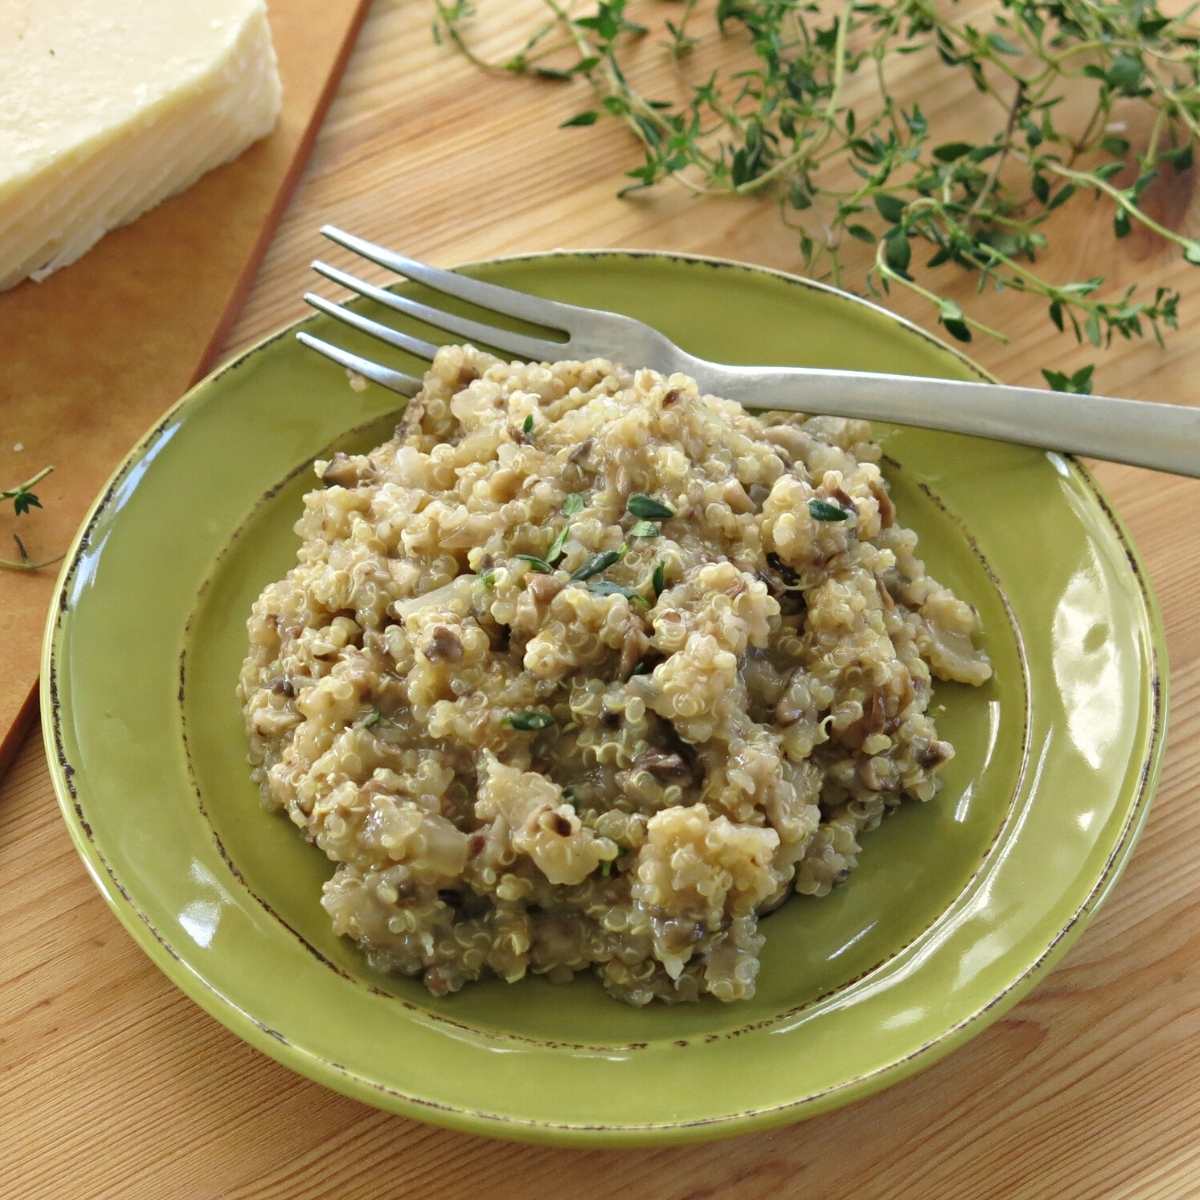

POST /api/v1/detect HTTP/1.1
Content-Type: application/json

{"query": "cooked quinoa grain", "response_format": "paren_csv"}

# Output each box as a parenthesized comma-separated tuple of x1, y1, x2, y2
(238, 345, 991, 1006)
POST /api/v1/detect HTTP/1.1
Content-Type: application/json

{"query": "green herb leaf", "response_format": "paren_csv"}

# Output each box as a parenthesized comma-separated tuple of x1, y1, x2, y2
(884, 228, 911, 274)
(627, 494, 674, 519)
(504, 709, 555, 731)
(932, 141, 972, 162)
(904, 105, 927, 138)
(1131, 172, 1157, 202)
(563, 492, 587, 516)
(939, 299, 972, 343)
(1042, 364, 1095, 394)
(874, 194, 906, 223)
(808, 498, 851, 522)
(1166, 145, 1193, 173)
(570, 549, 621, 581)
(629, 519, 660, 538)
(547, 526, 570, 564)
(600, 859, 613, 877)
(561, 110, 599, 127)
(515, 553, 554, 573)
(361, 707, 382, 729)
(651, 561, 666, 598)
(588, 579, 640, 600)
(789, 180, 813, 210)
(480, 569, 497, 589)
(1047, 183, 1076, 212)
(1107, 53, 1144, 94)
(11, 489, 41, 516)
(522, 413, 535, 436)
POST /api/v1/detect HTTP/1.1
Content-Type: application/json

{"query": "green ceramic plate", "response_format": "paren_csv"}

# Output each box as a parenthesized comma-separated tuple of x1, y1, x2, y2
(43, 251, 1166, 1145)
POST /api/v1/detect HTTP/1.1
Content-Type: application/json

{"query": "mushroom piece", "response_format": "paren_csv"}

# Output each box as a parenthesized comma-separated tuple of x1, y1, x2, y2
(654, 915, 706, 955)
(869, 478, 896, 528)
(917, 738, 955, 769)
(567, 438, 594, 463)
(319, 452, 375, 488)
(762, 425, 812, 462)
(424, 626, 464, 663)
(863, 691, 887, 735)
(617, 623, 650, 680)
(527, 573, 565, 608)
(633, 750, 690, 779)
(857, 756, 897, 791)
(723, 479, 755, 513)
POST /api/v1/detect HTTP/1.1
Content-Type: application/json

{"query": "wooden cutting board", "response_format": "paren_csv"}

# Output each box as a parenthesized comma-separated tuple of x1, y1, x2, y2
(0, 0, 370, 772)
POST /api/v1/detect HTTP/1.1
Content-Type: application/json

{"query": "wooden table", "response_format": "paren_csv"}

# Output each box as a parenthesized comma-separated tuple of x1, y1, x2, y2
(4, 3, 1199, 1196)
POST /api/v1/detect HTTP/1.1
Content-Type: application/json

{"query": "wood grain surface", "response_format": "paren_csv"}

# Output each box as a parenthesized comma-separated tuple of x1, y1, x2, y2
(4, 1, 1200, 1196)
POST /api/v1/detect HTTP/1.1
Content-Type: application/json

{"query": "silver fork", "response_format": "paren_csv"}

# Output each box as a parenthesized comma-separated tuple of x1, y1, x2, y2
(299, 226, 1199, 478)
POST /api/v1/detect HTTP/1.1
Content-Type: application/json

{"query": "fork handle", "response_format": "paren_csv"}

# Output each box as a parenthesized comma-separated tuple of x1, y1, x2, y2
(688, 361, 1200, 478)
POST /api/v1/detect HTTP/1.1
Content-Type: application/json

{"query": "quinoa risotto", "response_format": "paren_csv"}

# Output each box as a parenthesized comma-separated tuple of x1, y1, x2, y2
(238, 345, 992, 1007)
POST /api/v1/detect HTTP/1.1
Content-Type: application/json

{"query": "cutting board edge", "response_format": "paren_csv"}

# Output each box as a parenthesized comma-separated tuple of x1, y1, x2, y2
(1, 0, 372, 773)
(191, 0, 373, 384)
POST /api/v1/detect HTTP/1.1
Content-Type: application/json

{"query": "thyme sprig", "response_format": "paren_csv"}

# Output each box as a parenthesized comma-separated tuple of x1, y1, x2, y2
(2, 465, 63, 573)
(3, 464, 51, 517)
(434, 0, 1200, 363)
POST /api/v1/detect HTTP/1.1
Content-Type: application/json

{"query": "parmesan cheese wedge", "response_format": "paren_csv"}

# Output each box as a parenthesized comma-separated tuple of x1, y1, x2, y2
(0, 0, 282, 291)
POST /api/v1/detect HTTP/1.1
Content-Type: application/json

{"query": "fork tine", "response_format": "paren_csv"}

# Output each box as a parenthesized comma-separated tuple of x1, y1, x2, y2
(304, 291, 441, 362)
(295, 332, 422, 397)
(312, 261, 564, 361)
(321, 225, 585, 329)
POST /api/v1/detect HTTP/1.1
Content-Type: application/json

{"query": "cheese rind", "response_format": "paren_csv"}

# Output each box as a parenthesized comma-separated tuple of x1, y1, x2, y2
(0, 0, 282, 290)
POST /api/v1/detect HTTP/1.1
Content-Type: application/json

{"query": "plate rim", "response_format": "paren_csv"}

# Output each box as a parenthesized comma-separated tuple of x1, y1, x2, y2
(40, 248, 1169, 1145)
